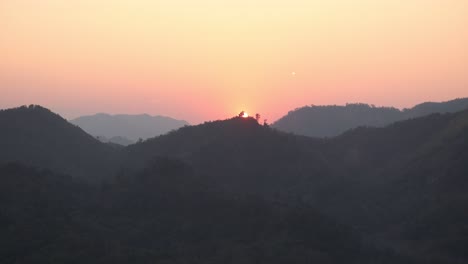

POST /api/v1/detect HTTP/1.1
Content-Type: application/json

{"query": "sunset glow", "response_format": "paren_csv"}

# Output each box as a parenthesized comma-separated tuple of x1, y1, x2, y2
(1, 0, 467, 123)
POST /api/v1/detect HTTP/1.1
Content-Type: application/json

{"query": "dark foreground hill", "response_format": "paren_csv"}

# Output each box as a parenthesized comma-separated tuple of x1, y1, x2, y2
(0, 162, 401, 264)
(0, 105, 117, 180)
(71, 113, 189, 144)
(321, 110, 468, 262)
(273, 97, 468, 137)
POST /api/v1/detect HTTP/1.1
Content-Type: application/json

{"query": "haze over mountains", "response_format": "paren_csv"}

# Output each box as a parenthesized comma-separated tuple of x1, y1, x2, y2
(70, 113, 189, 146)
(273, 97, 468, 137)
(66, 98, 468, 146)
(1, 100, 468, 263)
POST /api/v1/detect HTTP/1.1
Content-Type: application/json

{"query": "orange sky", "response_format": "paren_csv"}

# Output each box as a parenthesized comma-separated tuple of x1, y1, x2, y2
(1, 0, 467, 123)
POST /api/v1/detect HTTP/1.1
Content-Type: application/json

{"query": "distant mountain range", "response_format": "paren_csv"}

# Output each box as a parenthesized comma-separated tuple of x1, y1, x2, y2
(70, 113, 189, 145)
(273, 97, 468, 137)
(1, 102, 468, 263)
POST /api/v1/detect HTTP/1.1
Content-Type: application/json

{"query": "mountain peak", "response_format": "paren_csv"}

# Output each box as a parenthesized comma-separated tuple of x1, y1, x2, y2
(2, 104, 57, 115)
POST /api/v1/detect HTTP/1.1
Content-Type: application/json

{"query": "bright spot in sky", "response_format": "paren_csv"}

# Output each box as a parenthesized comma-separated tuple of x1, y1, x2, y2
(291, 72, 296, 76)
(242, 112, 249, 118)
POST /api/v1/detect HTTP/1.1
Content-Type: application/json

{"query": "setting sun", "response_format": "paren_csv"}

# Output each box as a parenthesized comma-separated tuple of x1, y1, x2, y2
(242, 112, 249, 118)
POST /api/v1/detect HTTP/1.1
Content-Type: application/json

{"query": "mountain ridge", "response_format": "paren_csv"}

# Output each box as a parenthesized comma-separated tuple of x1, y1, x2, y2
(273, 97, 468, 137)
(70, 112, 189, 143)
(2, 104, 468, 262)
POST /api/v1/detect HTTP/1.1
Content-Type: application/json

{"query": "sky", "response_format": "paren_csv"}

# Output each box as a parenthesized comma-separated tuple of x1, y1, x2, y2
(1, 0, 467, 123)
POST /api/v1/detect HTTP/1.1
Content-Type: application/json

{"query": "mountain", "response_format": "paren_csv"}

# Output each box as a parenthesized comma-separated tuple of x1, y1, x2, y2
(2, 105, 468, 263)
(0, 105, 117, 180)
(121, 117, 333, 199)
(0, 161, 391, 264)
(272, 98, 468, 137)
(324, 110, 468, 262)
(70, 113, 189, 143)
(121, 111, 468, 263)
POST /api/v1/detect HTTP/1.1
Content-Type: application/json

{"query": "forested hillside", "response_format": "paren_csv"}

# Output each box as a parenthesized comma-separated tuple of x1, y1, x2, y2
(1, 105, 468, 263)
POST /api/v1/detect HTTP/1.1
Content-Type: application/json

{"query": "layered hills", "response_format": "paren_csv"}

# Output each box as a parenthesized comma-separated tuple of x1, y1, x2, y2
(1, 104, 468, 263)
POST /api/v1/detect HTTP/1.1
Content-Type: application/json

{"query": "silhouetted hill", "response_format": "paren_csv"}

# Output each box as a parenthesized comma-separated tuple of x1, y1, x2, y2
(0, 161, 390, 264)
(0, 105, 117, 180)
(121, 111, 468, 263)
(272, 98, 468, 137)
(122, 117, 333, 198)
(70, 113, 189, 143)
(315, 110, 468, 263)
(406, 98, 468, 118)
